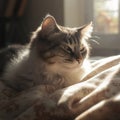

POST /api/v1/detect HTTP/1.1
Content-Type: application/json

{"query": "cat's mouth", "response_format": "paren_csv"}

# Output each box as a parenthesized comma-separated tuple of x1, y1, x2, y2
(63, 63, 81, 69)
(64, 58, 83, 64)
(62, 59, 84, 69)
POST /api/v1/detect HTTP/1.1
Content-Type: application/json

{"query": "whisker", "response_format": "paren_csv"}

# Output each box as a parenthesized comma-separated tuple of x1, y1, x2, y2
(90, 38, 100, 45)
(91, 36, 100, 39)
(90, 36, 100, 44)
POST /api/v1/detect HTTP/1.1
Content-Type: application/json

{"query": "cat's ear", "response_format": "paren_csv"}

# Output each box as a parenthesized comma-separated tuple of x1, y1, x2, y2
(40, 15, 59, 37)
(78, 22, 93, 40)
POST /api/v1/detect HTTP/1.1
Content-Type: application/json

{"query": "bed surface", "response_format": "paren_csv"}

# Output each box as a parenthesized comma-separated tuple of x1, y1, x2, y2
(0, 55, 120, 120)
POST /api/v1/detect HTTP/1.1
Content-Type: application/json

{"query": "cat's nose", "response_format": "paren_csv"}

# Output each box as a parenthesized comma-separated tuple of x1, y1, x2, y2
(74, 52, 81, 63)
(74, 54, 81, 63)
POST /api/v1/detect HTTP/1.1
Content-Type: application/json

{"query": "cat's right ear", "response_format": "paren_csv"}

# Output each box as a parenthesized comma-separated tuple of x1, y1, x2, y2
(78, 22, 93, 40)
(40, 15, 59, 37)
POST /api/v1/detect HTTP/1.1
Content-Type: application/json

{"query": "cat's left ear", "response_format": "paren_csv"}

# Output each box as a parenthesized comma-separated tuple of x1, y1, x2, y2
(40, 15, 59, 37)
(78, 22, 93, 40)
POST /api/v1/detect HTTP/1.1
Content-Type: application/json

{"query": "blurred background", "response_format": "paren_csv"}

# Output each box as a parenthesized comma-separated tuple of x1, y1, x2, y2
(0, 0, 120, 56)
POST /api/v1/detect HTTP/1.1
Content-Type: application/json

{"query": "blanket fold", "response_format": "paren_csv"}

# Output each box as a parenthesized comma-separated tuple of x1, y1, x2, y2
(0, 55, 120, 120)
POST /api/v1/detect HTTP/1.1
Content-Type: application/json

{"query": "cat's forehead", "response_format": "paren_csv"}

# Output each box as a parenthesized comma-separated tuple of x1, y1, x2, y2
(59, 25, 78, 34)
(44, 26, 79, 42)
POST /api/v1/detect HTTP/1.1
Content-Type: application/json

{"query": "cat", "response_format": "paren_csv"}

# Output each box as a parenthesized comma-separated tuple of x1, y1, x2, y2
(0, 15, 93, 91)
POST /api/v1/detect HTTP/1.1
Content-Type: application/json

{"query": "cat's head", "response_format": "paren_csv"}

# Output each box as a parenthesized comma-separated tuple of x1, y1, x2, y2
(30, 15, 93, 69)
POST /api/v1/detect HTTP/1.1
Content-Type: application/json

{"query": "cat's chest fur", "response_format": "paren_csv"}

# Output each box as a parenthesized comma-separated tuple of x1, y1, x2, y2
(44, 60, 90, 87)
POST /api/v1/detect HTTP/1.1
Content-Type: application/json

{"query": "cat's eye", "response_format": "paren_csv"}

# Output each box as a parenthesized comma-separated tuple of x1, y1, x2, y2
(80, 45, 85, 52)
(61, 45, 72, 53)
(63, 46, 68, 50)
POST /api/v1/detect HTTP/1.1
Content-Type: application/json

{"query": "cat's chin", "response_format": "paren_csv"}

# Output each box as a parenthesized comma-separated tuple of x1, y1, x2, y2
(62, 62, 82, 70)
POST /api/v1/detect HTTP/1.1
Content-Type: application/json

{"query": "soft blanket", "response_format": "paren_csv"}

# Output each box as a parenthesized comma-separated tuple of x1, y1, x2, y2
(0, 55, 120, 120)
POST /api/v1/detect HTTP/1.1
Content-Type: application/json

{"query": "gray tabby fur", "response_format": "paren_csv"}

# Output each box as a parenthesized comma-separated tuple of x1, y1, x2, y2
(2, 15, 93, 91)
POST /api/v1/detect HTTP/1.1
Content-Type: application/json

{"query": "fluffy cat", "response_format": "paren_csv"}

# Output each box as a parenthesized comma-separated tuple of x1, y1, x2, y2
(0, 15, 93, 91)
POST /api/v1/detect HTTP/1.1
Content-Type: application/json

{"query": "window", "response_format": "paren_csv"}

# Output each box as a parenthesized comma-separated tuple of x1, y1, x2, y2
(94, 0, 119, 34)
(85, 0, 120, 51)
